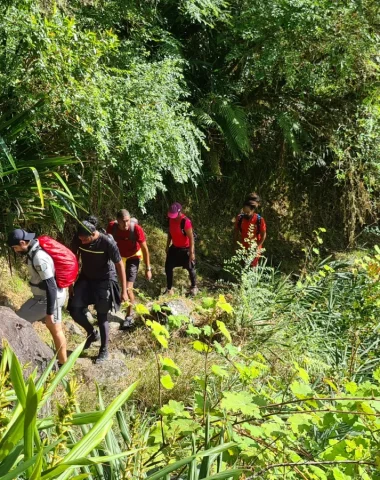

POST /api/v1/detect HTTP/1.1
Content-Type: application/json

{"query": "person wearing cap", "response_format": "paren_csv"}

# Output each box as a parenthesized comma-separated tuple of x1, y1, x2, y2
(107, 209, 152, 330)
(69, 219, 128, 363)
(7, 229, 67, 366)
(165, 202, 197, 295)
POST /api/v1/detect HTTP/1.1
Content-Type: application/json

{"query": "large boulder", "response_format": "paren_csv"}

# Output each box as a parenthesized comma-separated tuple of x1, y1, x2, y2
(0, 306, 54, 374)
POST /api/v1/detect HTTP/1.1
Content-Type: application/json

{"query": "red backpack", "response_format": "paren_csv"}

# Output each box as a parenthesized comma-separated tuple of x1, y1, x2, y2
(30, 236, 79, 288)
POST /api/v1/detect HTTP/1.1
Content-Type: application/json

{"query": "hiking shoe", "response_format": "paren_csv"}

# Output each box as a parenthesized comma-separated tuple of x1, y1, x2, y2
(95, 348, 109, 364)
(84, 330, 100, 350)
(163, 288, 174, 296)
(189, 286, 199, 296)
(120, 316, 135, 330)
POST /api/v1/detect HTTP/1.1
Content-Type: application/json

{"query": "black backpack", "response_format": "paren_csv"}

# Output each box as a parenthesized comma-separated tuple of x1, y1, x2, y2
(180, 216, 198, 242)
(111, 218, 138, 243)
(237, 213, 261, 235)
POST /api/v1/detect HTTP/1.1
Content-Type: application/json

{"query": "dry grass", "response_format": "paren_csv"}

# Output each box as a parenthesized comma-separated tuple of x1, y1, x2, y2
(0, 258, 31, 310)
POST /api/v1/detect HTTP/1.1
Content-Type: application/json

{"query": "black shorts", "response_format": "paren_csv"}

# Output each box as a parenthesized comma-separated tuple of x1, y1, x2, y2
(165, 246, 194, 270)
(125, 257, 140, 283)
(69, 276, 120, 314)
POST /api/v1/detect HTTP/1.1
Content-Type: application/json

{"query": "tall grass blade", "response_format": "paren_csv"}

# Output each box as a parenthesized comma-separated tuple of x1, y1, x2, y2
(42, 382, 138, 480)
(24, 379, 39, 476)
(147, 443, 235, 480)
(39, 342, 85, 410)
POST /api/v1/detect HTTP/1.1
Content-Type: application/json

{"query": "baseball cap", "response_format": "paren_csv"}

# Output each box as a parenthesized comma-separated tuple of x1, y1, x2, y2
(167, 202, 182, 219)
(7, 229, 35, 247)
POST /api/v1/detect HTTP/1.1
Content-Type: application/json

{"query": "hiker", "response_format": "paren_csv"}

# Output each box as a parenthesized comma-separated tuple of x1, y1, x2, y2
(107, 209, 152, 329)
(234, 195, 267, 267)
(69, 219, 128, 363)
(165, 202, 197, 295)
(7, 229, 68, 366)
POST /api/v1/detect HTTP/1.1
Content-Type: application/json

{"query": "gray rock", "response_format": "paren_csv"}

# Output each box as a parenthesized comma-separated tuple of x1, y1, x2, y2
(65, 320, 85, 336)
(0, 306, 54, 375)
(162, 299, 194, 323)
(76, 352, 128, 384)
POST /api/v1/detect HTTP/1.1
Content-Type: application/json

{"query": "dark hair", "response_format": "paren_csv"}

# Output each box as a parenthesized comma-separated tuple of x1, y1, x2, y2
(77, 220, 96, 237)
(85, 215, 100, 228)
(245, 192, 261, 203)
(116, 209, 130, 219)
(243, 199, 258, 210)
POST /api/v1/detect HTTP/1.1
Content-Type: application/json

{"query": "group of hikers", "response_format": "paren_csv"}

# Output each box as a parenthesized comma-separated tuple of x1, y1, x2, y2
(7, 194, 266, 365)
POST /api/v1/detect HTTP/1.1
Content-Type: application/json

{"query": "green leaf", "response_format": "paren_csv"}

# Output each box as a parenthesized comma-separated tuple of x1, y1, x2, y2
(152, 304, 161, 313)
(216, 321, 232, 342)
(146, 443, 235, 480)
(186, 324, 201, 335)
(333, 468, 351, 480)
(290, 381, 313, 399)
(202, 297, 216, 309)
(24, 379, 39, 476)
(29, 448, 44, 480)
(216, 296, 233, 315)
(160, 400, 190, 418)
(42, 382, 138, 480)
(136, 304, 150, 316)
(161, 374, 175, 390)
(160, 356, 182, 376)
(193, 340, 212, 353)
(373, 367, 380, 383)
(221, 391, 260, 417)
(211, 365, 229, 378)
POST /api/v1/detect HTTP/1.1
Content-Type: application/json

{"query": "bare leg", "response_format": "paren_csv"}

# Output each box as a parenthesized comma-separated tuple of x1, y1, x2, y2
(45, 319, 67, 364)
(126, 282, 135, 317)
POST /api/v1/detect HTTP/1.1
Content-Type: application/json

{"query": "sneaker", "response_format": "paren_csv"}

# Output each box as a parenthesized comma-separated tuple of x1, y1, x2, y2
(120, 316, 135, 330)
(84, 330, 100, 350)
(189, 286, 199, 296)
(163, 288, 174, 296)
(95, 348, 109, 364)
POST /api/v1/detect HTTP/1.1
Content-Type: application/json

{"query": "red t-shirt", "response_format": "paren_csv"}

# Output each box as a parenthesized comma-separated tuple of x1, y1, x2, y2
(106, 221, 146, 258)
(235, 213, 267, 249)
(169, 214, 192, 248)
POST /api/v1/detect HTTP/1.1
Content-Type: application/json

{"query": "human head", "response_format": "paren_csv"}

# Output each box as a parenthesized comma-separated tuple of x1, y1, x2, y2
(245, 192, 261, 204)
(116, 209, 130, 231)
(242, 199, 257, 216)
(167, 202, 182, 219)
(77, 220, 97, 244)
(7, 229, 35, 253)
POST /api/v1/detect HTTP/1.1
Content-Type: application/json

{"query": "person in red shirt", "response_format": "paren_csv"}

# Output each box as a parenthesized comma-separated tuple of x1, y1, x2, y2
(107, 209, 152, 329)
(234, 196, 267, 267)
(165, 202, 197, 295)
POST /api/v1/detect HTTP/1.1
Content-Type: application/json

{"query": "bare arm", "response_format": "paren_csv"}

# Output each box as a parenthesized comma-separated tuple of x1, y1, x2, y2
(140, 241, 152, 280)
(115, 260, 128, 302)
(257, 231, 267, 249)
(166, 232, 172, 253)
(185, 228, 195, 262)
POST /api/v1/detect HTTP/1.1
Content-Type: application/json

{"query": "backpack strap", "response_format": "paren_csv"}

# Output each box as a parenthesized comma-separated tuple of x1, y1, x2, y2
(256, 214, 261, 235)
(180, 216, 187, 236)
(27, 246, 46, 288)
(129, 219, 137, 243)
(237, 214, 244, 232)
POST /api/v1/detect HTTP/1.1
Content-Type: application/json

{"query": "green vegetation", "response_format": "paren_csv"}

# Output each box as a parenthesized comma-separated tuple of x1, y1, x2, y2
(1, 244, 380, 478)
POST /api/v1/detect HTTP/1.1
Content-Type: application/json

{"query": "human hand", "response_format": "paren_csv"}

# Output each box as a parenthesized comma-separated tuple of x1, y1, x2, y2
(189, 252, 195, 263)
(121, 290, 129, 303)
(145, 269, 152, 281)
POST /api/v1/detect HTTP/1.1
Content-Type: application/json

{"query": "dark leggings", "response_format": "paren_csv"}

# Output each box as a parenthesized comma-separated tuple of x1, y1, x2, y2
(70, 308, 109, 349)
(165, 246, 196, 290)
